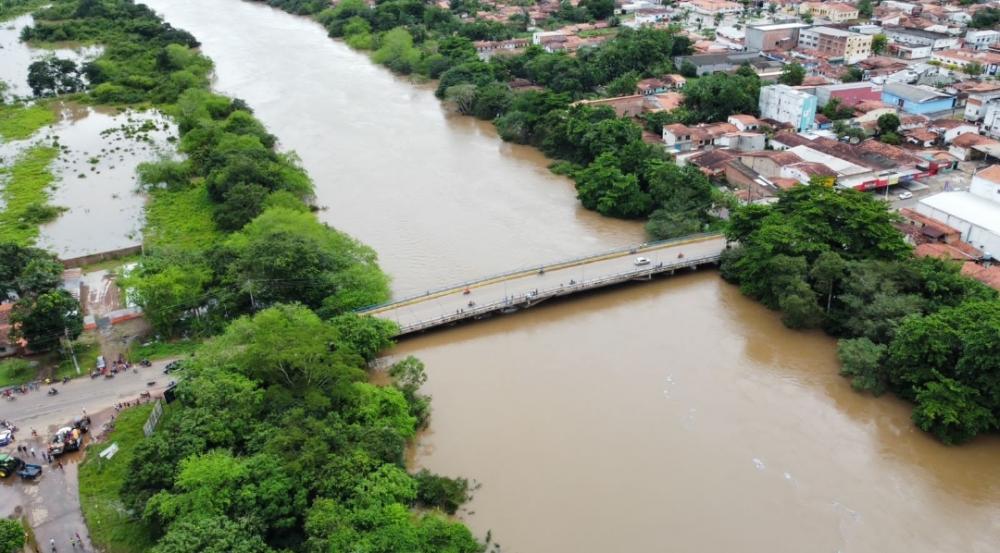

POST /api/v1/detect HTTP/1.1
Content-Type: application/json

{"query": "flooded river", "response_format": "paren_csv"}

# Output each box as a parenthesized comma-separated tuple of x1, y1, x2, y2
(1, 15, 175, 257)
(120, 1, 1000, 551)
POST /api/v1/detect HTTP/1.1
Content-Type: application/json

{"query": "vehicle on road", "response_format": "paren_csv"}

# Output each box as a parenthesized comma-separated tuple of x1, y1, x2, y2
(0, 429, 13, 446)
(48, 416, 90, 456)
(17, 464, 42, 480)
(634, 256, 651, 266)
(0, 454, 24, 478)
(898, 191, 913, 200)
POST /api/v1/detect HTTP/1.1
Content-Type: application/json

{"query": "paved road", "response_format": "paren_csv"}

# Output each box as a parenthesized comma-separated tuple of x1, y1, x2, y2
(0, 358, 175, 435)
(365, 234, 727, 332)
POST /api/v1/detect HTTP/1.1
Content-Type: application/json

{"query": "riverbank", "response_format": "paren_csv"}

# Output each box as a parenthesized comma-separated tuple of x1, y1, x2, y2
(4, 2, 481, 552)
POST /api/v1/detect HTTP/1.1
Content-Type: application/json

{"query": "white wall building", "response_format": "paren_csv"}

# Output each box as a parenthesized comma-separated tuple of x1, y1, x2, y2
(916, 165, 1000, 258)
(965, 30, 1000, 51)
(759, 84, 818, 132)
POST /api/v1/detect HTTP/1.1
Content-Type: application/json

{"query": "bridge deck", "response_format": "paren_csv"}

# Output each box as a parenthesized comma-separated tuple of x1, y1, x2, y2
(360, 234, 727, 336)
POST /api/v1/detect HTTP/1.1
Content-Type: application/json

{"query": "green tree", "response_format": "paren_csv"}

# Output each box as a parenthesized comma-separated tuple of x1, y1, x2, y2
(682, 72, 760, 121)
(778, 62, 805, 86)
(574, 153, 652, 218)
(372, 27, 421, 74)
(810, 250, 846, 312)
(0, 519, 25, 553)
(580, 0, 615, 19)
(963, 62, 984, 76)
(679, 60, 698, 78)
(871, 33, 887, 54)
(876, 112, 900, 135)
(605, 71, 640, 96)
(122, 264, 211, 337)
(841, 66, 863, 82)
(912, 375, 997, 445)
(10, 289, 82, 352)
(27, 57, 84, 96)
(327, 313, 397, 362)
(838, 337, 888, 395)
(444, 84, 477, 115)
(471, 82, 512, 119)
(857, 0, 873, 18)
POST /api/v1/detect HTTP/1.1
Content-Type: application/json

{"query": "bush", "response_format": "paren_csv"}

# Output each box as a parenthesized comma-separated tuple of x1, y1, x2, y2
(413, 469, 469, 514)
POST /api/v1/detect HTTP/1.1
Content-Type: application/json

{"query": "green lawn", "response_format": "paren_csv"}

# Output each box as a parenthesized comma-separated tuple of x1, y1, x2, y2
(143, 183, 220, 253)
(129, 338, 200, 361)
(0, 145, 61, 245)
(55, 336, 101, 380)
(78, 404, 158, 553)
(0, 103, 56, 141)
(0, 358, 34, 388)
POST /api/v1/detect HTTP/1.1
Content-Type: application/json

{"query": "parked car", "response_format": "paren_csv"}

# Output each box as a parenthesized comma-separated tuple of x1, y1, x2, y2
(898, 191, 913, 200)
(634, 256, 651, 266)
(0, 429, 13, 446)
(17, 464, 42, 480)
(0, 454, 24, 478)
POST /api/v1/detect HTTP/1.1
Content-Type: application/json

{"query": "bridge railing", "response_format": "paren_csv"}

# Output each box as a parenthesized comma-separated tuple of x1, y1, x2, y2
(389, 252, 721, 334)
(358, 232, 724, 314)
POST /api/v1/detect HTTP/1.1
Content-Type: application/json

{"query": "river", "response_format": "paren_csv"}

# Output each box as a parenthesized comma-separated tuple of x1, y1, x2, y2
(139, 1, 1000, 551)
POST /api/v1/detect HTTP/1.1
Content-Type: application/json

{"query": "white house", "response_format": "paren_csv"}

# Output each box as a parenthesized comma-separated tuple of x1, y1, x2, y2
(916, 165, 1000, 257)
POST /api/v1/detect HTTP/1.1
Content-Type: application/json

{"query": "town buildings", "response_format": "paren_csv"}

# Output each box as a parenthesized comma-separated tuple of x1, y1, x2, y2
(930, 49, 1000, 77)
(883, 26, 962, 51)
(797, 26, 873, 64)
(798, 2, 859, 23)
(745, 22, 809, 51)
(759, 84, 818, 131)
(882, 82, 956, 115)
(917, 165, 1000, 257)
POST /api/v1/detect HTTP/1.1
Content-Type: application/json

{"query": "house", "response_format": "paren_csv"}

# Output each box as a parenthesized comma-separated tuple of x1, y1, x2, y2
(474, 38, 530, 59)
(661, 74, 687, 89)
(739, 150, 807, 178)
(929, 118, 980, 144)
(727, 114, 762, 132)
(964, 83, 1000, 122)
(796, 27, 873, 64)
(916, 165, 1000, 256)
(881, 82, 955, 115)
(852, 100, 898, 123)
(904, 128, 939, 147)
(759, 84, 818, 132)
(662, 122, 740, 152)
(799, 2, 859, 23)
(948, 133, 1000, 161)
(745, 22, 809, 51)
(673, 52, 769, 76)
(682, 149, 738, 177)
(814, 82, 883, 108)
(636, 78, 670, 96)
(961, 262, 1000, 291)
(931, 49, 1000, 77)
(964, 29, 1000, 52)
(984, 101, 1000, 140)
(883, 26, 961, 51)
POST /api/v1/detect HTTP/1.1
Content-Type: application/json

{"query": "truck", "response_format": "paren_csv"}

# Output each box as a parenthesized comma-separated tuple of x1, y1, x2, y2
(0, 454, 24, 478)
(48, 416, 91, 456)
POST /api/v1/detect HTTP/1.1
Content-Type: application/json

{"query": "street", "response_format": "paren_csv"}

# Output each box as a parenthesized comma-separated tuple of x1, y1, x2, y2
(0, 359, 175, 553)
(0, 358, 175, 435)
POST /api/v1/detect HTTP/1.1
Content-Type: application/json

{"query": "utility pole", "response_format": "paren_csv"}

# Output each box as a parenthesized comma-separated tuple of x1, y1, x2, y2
(65, 327, 80, 374)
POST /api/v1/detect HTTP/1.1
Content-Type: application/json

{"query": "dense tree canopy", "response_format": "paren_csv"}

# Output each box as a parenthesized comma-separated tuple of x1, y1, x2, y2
(723, 186, 999, 442)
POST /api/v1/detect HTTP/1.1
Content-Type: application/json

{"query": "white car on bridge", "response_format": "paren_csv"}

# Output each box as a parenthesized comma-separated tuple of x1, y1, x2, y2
(634, 257, 651, 266)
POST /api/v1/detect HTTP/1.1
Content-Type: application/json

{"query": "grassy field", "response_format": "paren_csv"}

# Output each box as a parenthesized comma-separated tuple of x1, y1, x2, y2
(78, 404, 157, 553)
(0, 145, 60, 245)
(55, 336, 101, 380)
(144, 183, 220, 252)
(0, 358, 34, 388)
(0, 103, 56, 141)
(0, 0, 48, 21)
(129, 338, 200, 361)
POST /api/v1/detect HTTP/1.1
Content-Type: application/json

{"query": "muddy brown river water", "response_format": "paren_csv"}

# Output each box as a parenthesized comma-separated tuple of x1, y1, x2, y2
(34, 0, 1000, 551)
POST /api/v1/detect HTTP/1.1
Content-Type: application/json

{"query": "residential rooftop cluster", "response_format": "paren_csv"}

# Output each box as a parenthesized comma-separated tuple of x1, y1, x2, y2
(464, 0, 1000, 288)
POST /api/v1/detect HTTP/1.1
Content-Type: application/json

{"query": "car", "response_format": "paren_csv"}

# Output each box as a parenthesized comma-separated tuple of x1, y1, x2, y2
(898, 191, 913, 200)
(0, 454, 24, 478)
(0, 429, 12, 446)
(634, 256, 651, 266)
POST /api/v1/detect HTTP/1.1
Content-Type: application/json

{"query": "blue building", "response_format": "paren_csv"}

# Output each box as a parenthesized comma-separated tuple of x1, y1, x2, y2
(882, 82, 956, 115)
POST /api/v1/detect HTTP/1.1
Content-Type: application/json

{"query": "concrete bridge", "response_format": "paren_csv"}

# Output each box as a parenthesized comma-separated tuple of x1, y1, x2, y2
(359, 233, 728, 337)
